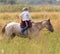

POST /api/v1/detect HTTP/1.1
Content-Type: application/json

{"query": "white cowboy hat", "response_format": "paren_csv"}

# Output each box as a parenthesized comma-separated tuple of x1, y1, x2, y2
(22, 7, 29, 11)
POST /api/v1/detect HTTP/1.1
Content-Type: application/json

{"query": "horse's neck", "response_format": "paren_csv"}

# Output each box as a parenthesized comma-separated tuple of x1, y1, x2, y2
(35, 22, 44, 30)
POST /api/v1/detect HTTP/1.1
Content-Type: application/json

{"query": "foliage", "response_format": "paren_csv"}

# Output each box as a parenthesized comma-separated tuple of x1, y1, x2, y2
(0, 0, 60, 5)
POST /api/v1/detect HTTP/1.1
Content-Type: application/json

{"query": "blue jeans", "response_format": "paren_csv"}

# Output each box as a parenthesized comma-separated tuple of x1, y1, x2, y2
(21, 21, 28, 34)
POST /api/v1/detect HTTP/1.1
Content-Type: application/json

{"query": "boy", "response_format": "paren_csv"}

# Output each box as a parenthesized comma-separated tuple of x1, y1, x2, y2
(19, 7, 32, 35)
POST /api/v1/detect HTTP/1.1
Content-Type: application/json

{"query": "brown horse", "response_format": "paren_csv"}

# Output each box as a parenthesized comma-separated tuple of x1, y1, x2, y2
(2, 19, 54, 41)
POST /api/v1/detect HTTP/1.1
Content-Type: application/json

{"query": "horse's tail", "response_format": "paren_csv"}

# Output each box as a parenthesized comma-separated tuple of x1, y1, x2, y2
(2, 24, 7, 34)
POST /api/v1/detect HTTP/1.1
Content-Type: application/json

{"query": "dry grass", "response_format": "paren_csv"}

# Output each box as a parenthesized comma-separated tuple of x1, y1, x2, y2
(0, 12, 60, 54)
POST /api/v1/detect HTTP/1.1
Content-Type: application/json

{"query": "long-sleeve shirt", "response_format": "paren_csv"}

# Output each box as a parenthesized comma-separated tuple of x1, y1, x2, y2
(19, 11, 32, 21)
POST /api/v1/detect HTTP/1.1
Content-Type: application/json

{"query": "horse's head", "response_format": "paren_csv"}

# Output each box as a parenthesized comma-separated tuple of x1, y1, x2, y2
(42, 19, 54, 32)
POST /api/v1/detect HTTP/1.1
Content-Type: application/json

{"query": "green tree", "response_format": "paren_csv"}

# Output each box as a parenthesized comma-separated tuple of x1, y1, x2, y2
(6, 0, 16, 5)
(0, 0, 7, 4)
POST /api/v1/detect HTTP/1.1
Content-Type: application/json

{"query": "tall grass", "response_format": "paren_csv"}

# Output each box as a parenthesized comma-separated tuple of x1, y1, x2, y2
(0, 12, 60, 54)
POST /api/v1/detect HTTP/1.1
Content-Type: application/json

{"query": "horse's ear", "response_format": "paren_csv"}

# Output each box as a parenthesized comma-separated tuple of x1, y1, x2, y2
(48, 19, 50, 22)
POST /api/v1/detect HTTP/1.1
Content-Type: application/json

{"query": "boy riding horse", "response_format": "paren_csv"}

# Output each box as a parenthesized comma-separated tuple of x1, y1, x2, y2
(19, 7, 32, 35)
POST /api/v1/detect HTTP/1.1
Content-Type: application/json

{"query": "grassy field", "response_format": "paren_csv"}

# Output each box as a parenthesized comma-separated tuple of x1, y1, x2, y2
(0, 12, 60, 54)
(0, 5, 60, 12)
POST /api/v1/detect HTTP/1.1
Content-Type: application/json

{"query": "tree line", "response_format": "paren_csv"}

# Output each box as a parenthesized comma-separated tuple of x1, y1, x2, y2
(0, 0, 16, 5)
(0, 0, 60, 5)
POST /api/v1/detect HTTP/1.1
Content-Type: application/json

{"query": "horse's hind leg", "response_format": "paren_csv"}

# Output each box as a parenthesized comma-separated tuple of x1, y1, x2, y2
(7, 36, 11, 42)
(11, 33, 16, 39)
(5, 30, 12, 42)
(7, 33, 16, 42)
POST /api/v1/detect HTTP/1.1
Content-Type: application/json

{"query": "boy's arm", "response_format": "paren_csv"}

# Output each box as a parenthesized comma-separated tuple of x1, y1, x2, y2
(29, 14, 32, 21)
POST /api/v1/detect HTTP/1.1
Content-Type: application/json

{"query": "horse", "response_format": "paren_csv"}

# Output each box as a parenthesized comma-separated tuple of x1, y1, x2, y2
(2, 19, 54, 41)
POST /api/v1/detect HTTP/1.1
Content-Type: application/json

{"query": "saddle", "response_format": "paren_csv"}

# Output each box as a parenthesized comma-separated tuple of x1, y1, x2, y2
(20, 20, 32, 28)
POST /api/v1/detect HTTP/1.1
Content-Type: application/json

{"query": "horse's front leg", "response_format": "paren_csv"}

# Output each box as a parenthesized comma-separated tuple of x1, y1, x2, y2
(27, 28, 32, 39)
